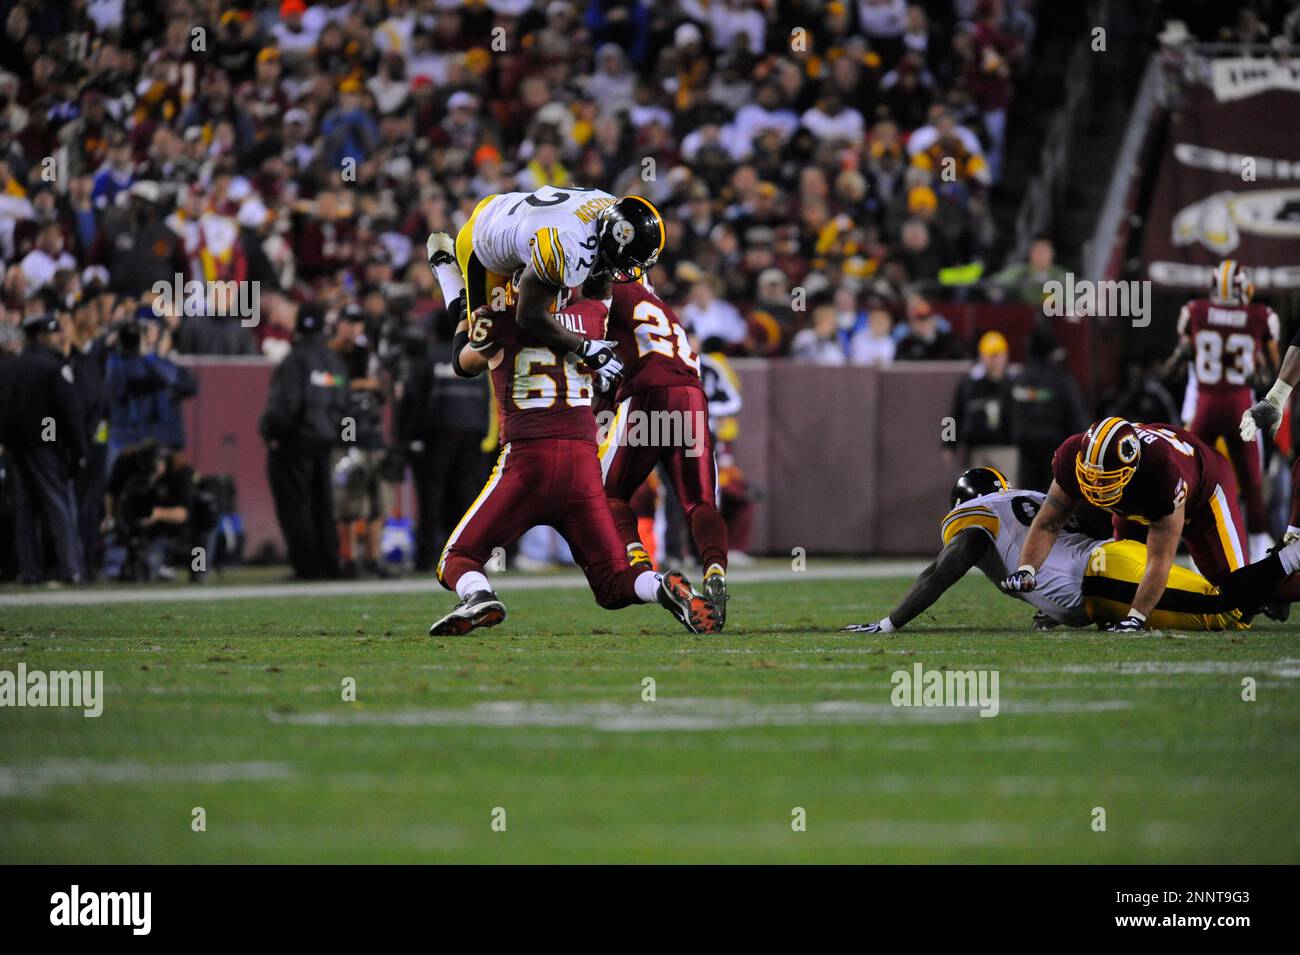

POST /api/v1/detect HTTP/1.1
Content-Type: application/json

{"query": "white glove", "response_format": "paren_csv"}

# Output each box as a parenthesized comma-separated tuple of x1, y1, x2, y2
(1240, 380, 1291, 441)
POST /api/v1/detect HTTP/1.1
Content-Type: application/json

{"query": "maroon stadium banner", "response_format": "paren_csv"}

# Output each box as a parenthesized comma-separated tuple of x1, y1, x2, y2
(1143, 57, 1300, 293)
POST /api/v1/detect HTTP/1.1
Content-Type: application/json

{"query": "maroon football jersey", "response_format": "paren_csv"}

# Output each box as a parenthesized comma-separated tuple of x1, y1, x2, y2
(482, 298, 608, 444)
(606, 278, 703, 400)
(1178, 298, 1279, 396)
(1053, 422, 1220, 522)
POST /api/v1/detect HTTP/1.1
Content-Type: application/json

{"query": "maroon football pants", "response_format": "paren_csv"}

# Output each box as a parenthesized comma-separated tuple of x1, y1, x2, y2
(598, 385, 729, 570)
(1188, 390, 1267, 533)
(437, 438, 642, 609)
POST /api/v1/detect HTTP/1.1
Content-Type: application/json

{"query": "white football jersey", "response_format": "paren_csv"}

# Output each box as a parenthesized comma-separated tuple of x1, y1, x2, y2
(940, 489, 1101, 625)
(470, 186, 616, 289)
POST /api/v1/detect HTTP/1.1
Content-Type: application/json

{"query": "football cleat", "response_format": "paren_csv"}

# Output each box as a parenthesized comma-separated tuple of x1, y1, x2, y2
(626, 543, 653, 569)
(702, 563, 728, 631)
(428, 590, 506, 636)
(656, 571, 720, 635)
(426, 231, 456, 268)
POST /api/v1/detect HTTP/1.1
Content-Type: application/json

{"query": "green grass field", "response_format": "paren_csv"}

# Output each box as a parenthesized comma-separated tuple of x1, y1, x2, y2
(2, 566, 1297, 863)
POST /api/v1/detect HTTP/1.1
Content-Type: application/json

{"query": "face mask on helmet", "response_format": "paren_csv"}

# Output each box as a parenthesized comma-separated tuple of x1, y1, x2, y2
(1075, 420, 1141, 508)
(596, 198, 664, 283)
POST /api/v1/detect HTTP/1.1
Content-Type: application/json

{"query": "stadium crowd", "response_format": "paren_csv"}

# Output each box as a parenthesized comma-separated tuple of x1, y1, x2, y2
(0, 0, 1286, 586)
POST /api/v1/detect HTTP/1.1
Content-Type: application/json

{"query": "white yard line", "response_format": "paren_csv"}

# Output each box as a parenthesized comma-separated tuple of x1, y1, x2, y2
(0, 561, 929, 608)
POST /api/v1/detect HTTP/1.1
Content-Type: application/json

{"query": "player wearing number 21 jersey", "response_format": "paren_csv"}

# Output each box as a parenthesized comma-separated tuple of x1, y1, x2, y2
(426, 290, 719, 638)
(589, 276, 732, 625)
(1166, 259, 1280, 559)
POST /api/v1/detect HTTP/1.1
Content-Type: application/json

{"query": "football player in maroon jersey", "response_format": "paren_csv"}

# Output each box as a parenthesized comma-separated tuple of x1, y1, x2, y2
(1241, 269, 1300, 547)
(1001, 417, 1249, 631)
(422, 235, 719, 637)
(583, 273, 732, 627)
(1164, 259, 1279, 559)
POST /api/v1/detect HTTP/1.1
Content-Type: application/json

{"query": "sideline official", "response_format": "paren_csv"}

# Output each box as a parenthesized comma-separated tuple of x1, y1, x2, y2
(259, 308, 348, 580)
(0, 314, 87, 584)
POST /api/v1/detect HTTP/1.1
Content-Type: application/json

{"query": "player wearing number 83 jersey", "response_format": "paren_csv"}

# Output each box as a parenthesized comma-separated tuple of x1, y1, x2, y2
(1168, 263, 1279, 556)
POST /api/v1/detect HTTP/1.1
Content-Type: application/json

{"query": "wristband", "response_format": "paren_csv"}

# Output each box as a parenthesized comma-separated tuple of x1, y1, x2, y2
(1265, 379, 1293, 410)
(878, 616, 896, 633)
(1126, 608, 1147, 623)
(1017, 564, 1036, 575)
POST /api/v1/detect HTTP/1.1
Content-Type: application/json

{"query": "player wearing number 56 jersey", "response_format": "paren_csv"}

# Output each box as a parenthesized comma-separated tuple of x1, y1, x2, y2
(1005, 418, 1248, 632)
(589, 276, 732, 626)
(1165, 259, 1279, 559)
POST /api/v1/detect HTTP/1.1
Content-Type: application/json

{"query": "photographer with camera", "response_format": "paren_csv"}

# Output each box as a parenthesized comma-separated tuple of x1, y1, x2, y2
(105, 306, 198, 472)
(330, 302, 395, 577)
(102, 439, 195, 581)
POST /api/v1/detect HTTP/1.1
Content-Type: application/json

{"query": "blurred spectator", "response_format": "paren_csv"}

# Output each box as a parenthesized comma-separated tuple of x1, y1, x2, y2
(681, 278, 749, 353)
(946, 330, 1018, 477)
(895, 295, 966, 360)
(991, 236, 1068, 306)
(849, 304, 897, 366)
(790, 299, 847, 365)
(1011, 325, 1089, 491)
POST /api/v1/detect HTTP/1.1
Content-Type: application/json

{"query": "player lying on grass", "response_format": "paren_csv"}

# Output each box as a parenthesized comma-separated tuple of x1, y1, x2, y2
(424, 226, 719, 637)
(581, 270, 732, 626)
(842, 467, 1300, 634)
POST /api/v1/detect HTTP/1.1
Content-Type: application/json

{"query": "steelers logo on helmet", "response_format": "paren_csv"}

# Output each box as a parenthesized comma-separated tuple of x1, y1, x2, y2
(1075, 417, 1142, 508)
(596, 195, 666, 282)
(950, 466, 1010, 508)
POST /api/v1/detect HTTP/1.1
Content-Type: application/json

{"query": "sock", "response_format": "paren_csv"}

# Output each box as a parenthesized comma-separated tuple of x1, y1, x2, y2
(633, 570, 662, 603)
(705, 562, 724, 578)
(1289, 524, 1300, 539)
(435, 263, 465, 307)
(1219, 554, 1286, 613)
(455, 570, 490, 600)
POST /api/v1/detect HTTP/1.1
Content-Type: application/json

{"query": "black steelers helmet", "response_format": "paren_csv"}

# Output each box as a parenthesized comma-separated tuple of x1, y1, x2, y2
(595, 195, 666, 282)
(950, 466, 1010, 508)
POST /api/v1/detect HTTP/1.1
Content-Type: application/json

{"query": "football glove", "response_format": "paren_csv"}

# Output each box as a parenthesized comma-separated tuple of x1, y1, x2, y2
(842, 620, 889, 633)
(466, 305, 498, 353)
(1240, 400, 1282, 441)
(999, 568, 1036, 594)
(1106, 614, 1147, 633)
(575, 338, 624, 378)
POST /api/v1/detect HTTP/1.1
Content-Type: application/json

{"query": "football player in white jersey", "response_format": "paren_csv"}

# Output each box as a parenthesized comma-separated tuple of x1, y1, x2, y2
(842, 468, 1253, 633)
(425, 186, 667, 391)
